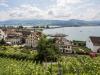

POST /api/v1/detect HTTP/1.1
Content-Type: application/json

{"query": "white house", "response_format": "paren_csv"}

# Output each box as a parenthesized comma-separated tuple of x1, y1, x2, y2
(55, 37, 72, 53)
(3, 29, 23, 45)
(86, 36, 100, 53)
(5, 35, 21, 45)
(25, 32, 41, 48)
(0, 29, 6, 40)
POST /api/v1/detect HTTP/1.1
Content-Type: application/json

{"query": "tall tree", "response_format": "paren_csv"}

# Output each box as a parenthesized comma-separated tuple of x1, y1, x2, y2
(35, 36, 59, 62)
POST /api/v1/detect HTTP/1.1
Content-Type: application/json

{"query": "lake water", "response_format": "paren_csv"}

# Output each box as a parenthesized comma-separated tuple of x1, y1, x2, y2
(43, 26, 100, 41)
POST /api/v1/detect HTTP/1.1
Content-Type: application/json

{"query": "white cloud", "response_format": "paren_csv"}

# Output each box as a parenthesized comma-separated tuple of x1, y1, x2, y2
(0, 11, 10, 21)
(0, 0, 8, 7)
(57, 0, 82, 7)
(8, 4, 49, 20)
(0, 3, 8, 7)
(47, 0, 100, 20)
(0, 0, 7, 3)
(0, 0, 100, 21)
(81, 7, 100, 20)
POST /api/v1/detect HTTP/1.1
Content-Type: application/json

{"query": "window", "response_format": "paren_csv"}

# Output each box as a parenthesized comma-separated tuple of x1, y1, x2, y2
(68, 46, 70, 49)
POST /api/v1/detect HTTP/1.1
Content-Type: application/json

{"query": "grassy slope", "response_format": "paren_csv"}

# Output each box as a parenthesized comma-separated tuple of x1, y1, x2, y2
(0, 46, 100, 75)
(0, 55, 100, 75)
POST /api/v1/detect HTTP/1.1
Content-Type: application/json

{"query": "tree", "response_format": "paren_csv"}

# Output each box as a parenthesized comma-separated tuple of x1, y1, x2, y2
(35, 35, 59, 62)
(21, 38, 25, 44)
(46, 25, 49, 29)
(18, 25, 23, 29)
(0, 39, 6, 45)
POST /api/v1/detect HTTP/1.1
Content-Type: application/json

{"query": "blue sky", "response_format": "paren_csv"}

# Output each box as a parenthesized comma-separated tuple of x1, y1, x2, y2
(0, 0, 100, 21)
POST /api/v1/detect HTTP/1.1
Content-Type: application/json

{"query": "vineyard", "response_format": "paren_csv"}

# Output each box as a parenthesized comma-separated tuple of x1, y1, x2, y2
(0, 55, 100, 75)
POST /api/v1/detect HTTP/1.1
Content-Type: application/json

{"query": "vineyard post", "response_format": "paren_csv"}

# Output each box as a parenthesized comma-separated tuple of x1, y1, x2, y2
(76, 68, 80, 75)
(58, 61, 63, 75)
(51, 60, 52, 75)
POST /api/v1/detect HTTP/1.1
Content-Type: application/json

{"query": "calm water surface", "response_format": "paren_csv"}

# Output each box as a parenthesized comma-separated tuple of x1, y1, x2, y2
(43, 26, 100, 41)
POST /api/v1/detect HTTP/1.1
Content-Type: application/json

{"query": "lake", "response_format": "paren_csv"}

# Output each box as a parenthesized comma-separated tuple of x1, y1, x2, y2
(43, 26, 100, 41)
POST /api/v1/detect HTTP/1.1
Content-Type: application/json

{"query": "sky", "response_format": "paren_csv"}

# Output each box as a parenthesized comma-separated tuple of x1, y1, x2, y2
(0, 0, 100, 21)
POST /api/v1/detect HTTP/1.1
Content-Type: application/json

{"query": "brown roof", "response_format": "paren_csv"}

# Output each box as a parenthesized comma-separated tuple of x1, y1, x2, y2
(55, 37, 72, 46)
(90, 36, 100, 46)
(21, 31, 31, 37)
(26, 32, 42, 40)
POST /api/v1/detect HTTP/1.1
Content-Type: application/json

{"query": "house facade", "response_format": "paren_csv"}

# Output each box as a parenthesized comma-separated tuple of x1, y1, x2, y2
(25, 32, 41, 48)
(0, 29, 6, 40)
(86, 36, 100, 52)
(6, 37, 21, 45)
(55, 37, 72, 53)
(4, 29, 22, 45)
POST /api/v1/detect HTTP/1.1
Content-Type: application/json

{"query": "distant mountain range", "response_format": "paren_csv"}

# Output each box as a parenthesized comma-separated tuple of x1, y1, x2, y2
(0, 19, 100, 27)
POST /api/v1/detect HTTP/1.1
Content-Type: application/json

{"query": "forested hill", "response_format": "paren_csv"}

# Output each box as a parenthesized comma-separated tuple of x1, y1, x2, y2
(0, 19, 100, 27)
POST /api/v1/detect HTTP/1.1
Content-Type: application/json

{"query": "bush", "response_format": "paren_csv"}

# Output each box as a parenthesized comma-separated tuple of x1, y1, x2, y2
(20, 49, 30, 54)
(0, 46, 36, 61)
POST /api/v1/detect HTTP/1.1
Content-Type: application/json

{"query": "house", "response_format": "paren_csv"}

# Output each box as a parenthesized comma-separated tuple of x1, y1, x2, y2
(3, 28, 22, 37)
(0, 29, 6, 40)
(86, 36, 100, 53)
(48, 33, 72, 53)
(55, 37, 72, 53)
(5, 34, 22, 45)
(4, 29, 22, 45)
(25, 32, 42, 48)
